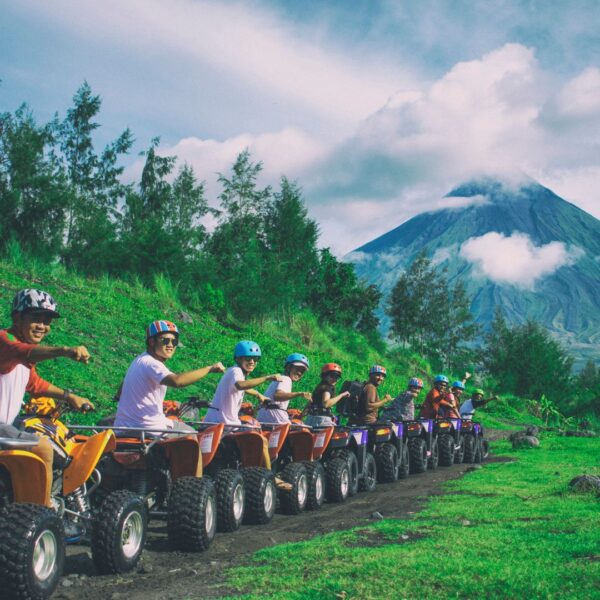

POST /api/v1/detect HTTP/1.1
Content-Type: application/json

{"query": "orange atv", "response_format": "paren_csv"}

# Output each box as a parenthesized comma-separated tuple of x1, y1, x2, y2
(239, 403, 335, 514)
(82, 405, 219, 553)
(0, 397, 147, 600)
(169, 398, 276, 528)
(164, 397, 246, 533)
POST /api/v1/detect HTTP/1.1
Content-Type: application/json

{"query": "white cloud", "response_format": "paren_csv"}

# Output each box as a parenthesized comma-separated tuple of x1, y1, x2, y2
(556, 67, 600, 118)
(460, 232, 584, 288)
(18, 0, 413, 132)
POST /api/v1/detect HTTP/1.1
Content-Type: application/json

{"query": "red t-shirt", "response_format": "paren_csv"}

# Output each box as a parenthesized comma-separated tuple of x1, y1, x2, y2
(0, 329, 50, 395)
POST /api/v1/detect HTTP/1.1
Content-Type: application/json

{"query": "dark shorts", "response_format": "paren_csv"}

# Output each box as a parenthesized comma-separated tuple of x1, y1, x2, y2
(0, 423, 39, 441)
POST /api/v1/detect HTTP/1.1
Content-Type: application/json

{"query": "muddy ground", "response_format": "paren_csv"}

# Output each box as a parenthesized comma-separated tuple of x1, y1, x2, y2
(52, 440, 511, 600)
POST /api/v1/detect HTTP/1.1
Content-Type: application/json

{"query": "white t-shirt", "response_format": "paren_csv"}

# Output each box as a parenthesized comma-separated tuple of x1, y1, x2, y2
(204, 366, 245, 425)
(460, 399, 475, 420)
(257, 375, 292, 424)
(114, 352, 174, 430)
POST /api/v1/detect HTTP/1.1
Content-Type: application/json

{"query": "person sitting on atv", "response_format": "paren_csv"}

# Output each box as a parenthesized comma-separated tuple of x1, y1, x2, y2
(460, 388, 497, 420)
(257, 353, 312, 424)
(440, 380, 466, 419)
(0, 288, 93, 507)
(203, 340, 282, 426)
(346, 365, 394, 425)
(419, 374, 450, 419)
(114, 320, 225, 434)
(380, 377, 424, 421)
(304, 363, 350, 427)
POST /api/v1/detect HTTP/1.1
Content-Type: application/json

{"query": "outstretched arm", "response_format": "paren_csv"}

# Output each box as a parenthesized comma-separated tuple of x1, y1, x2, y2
(162, 362, 225, 388)
(235, 374, 282, 391)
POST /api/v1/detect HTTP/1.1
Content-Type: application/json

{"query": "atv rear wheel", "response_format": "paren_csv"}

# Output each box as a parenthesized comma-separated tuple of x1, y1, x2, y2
(359, 452, 377, 492)
(214, 469, 245, 532)
(278, 463, 308, 515)
(167, 477, 216, 551)
(0, 503, 64, 600)
(92, 489, 147, 574)
(242, 467, 276, 524)
(427, 437, 439, 470)
(463, 435, 476, 463)
(303, 461, 325, 511)
(481, 439, 490, 460)
(325, 457, 350, 503)
(376, 443, 399, 483)
(397, 442, 410, 479)
(454, 437, 465, 464)
(408, 438, 427, 474)
(438, 433, 455, 467)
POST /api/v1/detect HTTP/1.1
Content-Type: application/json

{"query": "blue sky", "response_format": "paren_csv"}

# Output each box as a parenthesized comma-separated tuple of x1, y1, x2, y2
(2, 0, 599, 254)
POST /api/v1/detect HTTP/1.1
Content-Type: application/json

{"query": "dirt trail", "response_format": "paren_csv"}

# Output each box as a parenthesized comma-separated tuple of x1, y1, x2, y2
(52, 446, 510, 600)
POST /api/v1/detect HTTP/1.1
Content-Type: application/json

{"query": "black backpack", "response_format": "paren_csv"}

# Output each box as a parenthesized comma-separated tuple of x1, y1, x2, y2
(336, 380, 367, 417)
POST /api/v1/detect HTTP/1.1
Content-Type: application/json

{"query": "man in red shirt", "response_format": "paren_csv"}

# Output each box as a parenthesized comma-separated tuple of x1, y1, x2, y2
(420, 374, 450, 419)
(0, 289, 93, 506)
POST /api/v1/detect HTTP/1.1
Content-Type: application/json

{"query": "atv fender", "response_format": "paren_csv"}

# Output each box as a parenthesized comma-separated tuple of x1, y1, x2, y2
(263, 424, 290, 461)
(231, 431, 271, 469)
(162, 435, 202, 478)
(199, 424, 225, 468)
(64, 430, 116, 495)
(311, 426, 334, 460)
(0, 450, 48, 504)
(287, 429, 314, 462)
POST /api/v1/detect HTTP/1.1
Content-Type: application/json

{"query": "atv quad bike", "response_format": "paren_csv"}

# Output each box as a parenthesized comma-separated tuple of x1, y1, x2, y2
(0, 398, 146, 600)
(460, 420, 489, 463)
(435, 417, 464, 467)
(405, 417, 438, 474)
(363, 421, 410, 483)
(79, 414, 218, 553)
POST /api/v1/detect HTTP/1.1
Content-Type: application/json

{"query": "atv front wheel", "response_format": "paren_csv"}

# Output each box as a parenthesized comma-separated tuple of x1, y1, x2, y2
(303, 461, 325, 511)
(214, 469, 245, 532)
(167, 477, 216, 551)
(408, 438, 427, 474)
(339, 451, 359, 496)
(359, 452, 377, 492)
(0, 503, 64, 600)
(242, 467, 276, 524)
(325, 457, 350, 503)
(92, 489, 147, 574)
(279, 463, 308, 515)
(438, 434, 455, 467)
(376, 443, 398, 483)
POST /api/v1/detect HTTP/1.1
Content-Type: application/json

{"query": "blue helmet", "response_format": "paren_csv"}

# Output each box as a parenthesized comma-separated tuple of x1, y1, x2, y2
(234, 340, 262, 359)
(452, 380, 465, 390)
(434, 374, 449, 384)
(285, 353, 310, 370)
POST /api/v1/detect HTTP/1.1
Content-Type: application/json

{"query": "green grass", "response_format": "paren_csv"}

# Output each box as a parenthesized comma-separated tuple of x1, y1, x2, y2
(0, 258, 430, 421)
(225, 436, 600, 599)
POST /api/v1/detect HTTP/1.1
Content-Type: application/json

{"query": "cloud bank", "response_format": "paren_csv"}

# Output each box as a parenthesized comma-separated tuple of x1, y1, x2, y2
(460, 232, 584, 288)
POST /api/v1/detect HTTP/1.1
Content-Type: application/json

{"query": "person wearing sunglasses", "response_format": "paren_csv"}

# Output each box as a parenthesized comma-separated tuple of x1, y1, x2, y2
(203, 340, 282, 426)
(114, 320, 225, 434)
(0, 288, 93, 507)
(304, 363, 350, 428)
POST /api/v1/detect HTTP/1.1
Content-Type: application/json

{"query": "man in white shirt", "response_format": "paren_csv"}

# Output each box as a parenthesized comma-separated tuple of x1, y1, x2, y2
(257, 353, 312, 424)
(204, 340, 281, 426)
(115, 320, 224, 433)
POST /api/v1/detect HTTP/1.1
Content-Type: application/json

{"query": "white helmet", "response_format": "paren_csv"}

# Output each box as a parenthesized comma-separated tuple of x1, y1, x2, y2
(12, 289, 60, 318)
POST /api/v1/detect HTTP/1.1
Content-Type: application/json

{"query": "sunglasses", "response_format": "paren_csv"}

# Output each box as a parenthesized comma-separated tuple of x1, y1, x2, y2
(158, 336, 179, 347)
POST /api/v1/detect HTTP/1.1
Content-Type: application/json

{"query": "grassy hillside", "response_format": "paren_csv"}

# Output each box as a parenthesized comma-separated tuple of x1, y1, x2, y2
(226, 435, 600, 599)
(0, 256, 435, 420)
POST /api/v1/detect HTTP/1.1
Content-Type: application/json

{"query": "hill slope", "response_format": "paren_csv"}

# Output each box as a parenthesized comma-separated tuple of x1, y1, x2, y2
(349, 179, 600, 367)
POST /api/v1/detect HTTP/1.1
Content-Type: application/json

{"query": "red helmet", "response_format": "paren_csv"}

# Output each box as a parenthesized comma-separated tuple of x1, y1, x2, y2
(321, 363, 342, 376)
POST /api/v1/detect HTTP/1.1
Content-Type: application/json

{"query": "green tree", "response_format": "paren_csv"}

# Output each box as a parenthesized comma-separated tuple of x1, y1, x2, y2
(0, 104, 67, 257)
(55, 82, 133, 271)
(483, 314, 573, 406)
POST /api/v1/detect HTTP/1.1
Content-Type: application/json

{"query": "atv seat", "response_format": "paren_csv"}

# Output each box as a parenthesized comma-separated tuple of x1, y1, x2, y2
(0, 437, 40, 450)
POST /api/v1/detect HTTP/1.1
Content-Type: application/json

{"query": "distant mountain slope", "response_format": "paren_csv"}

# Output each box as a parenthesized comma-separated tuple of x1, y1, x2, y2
(348, 179, 600, 367)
